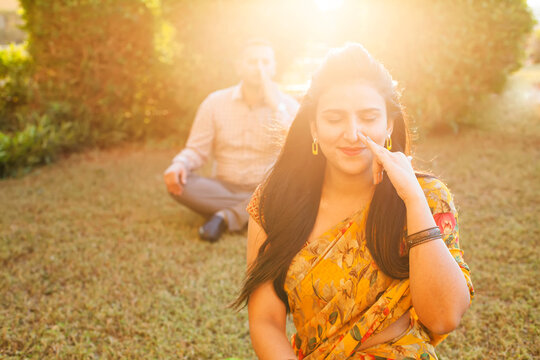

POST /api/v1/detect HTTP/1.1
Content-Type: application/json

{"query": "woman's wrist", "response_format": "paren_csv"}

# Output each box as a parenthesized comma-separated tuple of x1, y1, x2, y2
(403, 188, 427, 208)
(404, 189, 437, 235)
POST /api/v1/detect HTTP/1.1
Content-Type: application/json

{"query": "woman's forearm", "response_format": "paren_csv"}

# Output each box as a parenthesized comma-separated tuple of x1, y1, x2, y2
(405, 195, 470, 334)
(250, 321, 296, 360)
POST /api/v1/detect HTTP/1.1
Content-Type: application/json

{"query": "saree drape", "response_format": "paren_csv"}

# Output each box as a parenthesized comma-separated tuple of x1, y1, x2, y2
(248, 177, 474, 359)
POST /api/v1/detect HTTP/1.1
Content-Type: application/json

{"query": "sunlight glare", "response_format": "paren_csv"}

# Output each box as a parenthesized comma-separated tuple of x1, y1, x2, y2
(314, 0, 344, 12)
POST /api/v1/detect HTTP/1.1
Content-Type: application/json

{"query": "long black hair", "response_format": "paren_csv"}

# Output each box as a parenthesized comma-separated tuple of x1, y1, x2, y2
(233, 43, 412, 311)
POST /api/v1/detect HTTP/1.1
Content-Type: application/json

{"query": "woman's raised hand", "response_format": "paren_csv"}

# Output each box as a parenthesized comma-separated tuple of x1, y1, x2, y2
(358, 131, 424, 205)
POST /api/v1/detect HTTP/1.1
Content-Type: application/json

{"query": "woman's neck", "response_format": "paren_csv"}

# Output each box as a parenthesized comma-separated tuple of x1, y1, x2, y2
(321, 166, 375, 207)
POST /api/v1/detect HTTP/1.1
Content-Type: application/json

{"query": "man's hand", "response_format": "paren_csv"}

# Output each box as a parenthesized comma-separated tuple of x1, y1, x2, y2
(163, 162, 188, 196)
(258, 62, 281, 111)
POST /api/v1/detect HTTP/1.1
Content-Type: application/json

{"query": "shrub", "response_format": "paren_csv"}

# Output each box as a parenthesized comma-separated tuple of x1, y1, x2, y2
(343, 1, 536, 131)
(15, 0, 535, 142)
(17, 0, 180, 145)
(162, 0, 535, 132)
(0, 114, 76, 177)
(0, 42, 33, 132)
(0, 1, 184, 176)
(2, 0, 533, 177)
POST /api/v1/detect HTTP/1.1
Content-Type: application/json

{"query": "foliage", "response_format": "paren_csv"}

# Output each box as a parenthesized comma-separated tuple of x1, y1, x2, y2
(343, 0, 536, 131)
(0, 43, 82, 178)
(1, 0, 534, 176)
(10, 0, 538, 136)
(0, 114, 77, 177)
(17, 0, 180, 145)
(0, 42, 33, 132)
(161, 0, 535, 131)
(0, 1, 185, 177)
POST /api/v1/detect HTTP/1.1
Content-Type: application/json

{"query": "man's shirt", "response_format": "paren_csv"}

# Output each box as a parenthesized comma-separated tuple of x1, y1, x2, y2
(173, 83, 299, 188)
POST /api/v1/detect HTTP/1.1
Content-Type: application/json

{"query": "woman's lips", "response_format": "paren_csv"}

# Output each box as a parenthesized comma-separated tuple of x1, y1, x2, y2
(339, 147, 366, 156)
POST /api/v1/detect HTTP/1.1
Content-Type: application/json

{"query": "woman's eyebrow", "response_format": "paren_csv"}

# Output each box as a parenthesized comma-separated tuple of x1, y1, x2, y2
(321, 109, 347, 114)
(358, 108, 382, 113)
(321, 107, 382, 114)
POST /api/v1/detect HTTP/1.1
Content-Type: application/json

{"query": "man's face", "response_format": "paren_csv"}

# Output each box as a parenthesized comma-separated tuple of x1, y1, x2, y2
(237, 45, 276, 87)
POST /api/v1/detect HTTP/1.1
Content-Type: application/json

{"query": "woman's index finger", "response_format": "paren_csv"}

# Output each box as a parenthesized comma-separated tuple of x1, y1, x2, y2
(358, 131, 386, 158)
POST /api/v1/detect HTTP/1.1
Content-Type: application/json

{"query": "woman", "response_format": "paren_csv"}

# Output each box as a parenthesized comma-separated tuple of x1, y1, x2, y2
(233, 44, 474, 359)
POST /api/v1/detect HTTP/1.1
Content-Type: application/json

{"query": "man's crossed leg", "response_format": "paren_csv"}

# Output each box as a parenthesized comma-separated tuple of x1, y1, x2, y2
(169, 174, 254, 242)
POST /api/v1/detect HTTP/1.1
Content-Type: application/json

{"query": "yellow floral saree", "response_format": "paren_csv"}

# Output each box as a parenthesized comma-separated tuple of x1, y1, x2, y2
(248, 177, 474, 359)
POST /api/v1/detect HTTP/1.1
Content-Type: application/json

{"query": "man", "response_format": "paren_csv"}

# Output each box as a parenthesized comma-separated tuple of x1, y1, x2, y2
(164, 40, 299, 242)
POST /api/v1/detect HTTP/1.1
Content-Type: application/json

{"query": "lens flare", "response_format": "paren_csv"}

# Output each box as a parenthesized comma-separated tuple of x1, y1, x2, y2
(314, 0, 344, 12)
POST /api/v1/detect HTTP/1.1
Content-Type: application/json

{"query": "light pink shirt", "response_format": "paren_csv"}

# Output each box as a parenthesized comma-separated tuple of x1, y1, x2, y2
(173, 84, 299, 188)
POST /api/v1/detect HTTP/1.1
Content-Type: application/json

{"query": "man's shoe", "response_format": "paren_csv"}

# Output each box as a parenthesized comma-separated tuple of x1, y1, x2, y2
(199, 214, 227, 243)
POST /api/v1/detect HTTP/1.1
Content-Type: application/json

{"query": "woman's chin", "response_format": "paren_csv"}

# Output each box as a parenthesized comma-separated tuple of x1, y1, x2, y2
(327, 163, 371, 178)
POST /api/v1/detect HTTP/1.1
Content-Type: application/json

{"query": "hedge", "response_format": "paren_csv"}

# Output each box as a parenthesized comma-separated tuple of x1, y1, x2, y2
(16, 0, 536, 136)
(0, 42, 33, 132)
(18, 0, 180, 144)
(161, 0, 534, 131)
(0, 0, 534, 176)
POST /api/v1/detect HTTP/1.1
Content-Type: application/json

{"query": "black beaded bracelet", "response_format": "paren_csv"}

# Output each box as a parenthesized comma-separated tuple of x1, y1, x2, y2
(406, 226, 442, 251)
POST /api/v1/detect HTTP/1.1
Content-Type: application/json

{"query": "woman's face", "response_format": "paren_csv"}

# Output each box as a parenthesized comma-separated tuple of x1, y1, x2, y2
(313, 81, 392, 178)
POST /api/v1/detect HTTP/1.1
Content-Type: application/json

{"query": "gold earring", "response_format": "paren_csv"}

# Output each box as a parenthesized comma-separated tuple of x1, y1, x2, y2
(385, 135, 392, 150)
(312, 138, 319, 155)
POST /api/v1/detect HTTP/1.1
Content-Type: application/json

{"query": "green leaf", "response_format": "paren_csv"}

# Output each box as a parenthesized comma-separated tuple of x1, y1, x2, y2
(370, 271, 378, 287)
(308, 337, 317, 351)
(294, 333, 302, 349)
(329, 311, 338, 325)
(350, 325, 362, 341)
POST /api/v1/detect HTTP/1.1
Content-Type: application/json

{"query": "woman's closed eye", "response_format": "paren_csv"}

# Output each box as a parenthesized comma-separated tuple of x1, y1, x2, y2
(324, 114, 343, 123)
(320, 109, 345, 123)
(358, 110, 380, 122)
(321, 109, 380, 123)
(361, 115, 377, 122)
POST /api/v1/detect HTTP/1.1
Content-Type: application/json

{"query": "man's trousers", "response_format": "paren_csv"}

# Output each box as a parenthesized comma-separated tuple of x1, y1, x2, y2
(169, 174, 255, 231)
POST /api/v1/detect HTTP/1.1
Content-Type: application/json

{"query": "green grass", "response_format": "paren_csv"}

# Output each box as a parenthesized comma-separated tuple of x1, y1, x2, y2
(0, 148, 254, 359)
(1, 79, 539, 358)
(412, 129, 539, 359)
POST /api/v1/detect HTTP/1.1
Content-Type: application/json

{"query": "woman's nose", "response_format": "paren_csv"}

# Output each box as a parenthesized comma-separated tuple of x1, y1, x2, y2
(343, 120, 360, 142)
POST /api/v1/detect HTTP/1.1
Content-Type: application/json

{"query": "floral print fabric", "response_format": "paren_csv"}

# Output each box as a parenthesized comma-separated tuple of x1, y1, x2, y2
(247, 177, 474, 359)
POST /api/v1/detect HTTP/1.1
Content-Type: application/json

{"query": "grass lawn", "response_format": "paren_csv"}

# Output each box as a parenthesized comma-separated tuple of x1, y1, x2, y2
(1, 86, 539, 358)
